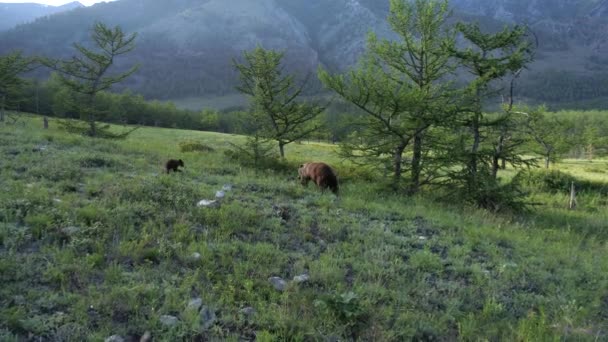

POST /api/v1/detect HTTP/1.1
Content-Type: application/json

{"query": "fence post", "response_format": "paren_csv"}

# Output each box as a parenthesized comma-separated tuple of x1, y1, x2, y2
(569, 181, 577, 210)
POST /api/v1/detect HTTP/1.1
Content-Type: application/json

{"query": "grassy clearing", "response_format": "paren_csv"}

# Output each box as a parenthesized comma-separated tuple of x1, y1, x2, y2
(1, 114, 607, 341)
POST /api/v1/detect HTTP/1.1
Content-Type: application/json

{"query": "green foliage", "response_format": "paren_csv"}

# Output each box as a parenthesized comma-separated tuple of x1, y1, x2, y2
(519, 169, 608, 196)
(320, 0, 457, 193)
(42, 22, 138, 137)
(225, 134, 288, 171)
(447, 20, 534, 211)
(234, 46, 325, 158)
(315, 292, 369, 339)
(0, 50, 37, 122)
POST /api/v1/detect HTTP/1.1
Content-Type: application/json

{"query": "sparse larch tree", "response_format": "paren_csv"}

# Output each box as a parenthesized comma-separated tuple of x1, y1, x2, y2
(0, 51, 37, 122)
(44, 22, 139, 137)
(449, 22, 533, 207)
(234, 46, 324, 158)
(319, 0, 457, 193)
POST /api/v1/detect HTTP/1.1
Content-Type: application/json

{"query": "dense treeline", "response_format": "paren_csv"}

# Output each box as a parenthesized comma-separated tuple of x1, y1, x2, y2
(518, 70, 608, 103)
(3, 70, 608, 162)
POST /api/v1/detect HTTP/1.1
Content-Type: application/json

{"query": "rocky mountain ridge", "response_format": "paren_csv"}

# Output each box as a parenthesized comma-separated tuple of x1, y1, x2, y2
(0, 1, 83, 31)
(1, 0, 607, 106)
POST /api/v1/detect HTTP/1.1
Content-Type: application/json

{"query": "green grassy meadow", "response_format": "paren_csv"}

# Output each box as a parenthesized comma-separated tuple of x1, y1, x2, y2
(1, 114, 607, 341)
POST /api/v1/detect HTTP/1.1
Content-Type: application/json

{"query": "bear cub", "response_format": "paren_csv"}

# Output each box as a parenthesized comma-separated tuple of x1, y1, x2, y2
(165, 159, 184, 173)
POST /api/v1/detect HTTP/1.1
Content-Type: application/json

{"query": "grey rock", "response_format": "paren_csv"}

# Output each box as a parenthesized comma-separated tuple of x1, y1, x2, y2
(268, 276, 287, 291)
(199, 306, 216, 329)
(197, 199, 219, 208)
(222, 184, 233, 191)
(187, 298, 203, 311)
(160, 314, 179, 326)
(105, 335, 124, 342)
(191, 252, 202, 260)
(61, 226, 80, 236)
(139, 331, 152, 342)
(293, 274, 310, 284)
(12, 295, 26, 305)
(240, 306, 256, 317)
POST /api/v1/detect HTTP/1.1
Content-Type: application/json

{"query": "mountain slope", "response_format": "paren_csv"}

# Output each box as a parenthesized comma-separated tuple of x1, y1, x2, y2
(0, 1, 83, 31)
(0, 0, 607, 107)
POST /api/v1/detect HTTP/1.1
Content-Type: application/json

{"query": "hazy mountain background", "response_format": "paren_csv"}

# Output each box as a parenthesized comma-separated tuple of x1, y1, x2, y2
(1, 0, 608, 108)
(0, 1, 83, 31)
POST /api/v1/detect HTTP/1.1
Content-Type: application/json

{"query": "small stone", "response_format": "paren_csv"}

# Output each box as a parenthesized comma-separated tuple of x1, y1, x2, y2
(53, 198, 62, 203)
(160, 315, 179, 326)
(418, 236, 427, 241)
(215, 190, 225, 199)
(222, 184, 233, 191)
(191, 252, 201, 260)
(240, 306, 256, 317)
(12, 295, 25, 305)
(32, 145, 47, 152)
(268, 276, 287, 291)
(197, 199, 219, 208)
(293, 274, 310, 284)
(105, 335, 124, 342)
(187, 298, 203, 311)
(61, 226, 81, 236)
(139, 331, 152, 342)
(199, 306, 216, 330)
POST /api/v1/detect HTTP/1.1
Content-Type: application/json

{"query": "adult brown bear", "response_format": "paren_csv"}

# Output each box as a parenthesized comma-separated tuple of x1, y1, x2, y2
(165, 159, 184, 173)
(298, 162, 339, 195)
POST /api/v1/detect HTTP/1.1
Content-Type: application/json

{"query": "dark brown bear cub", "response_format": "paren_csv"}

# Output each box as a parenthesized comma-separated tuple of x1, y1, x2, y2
(165, 159, 184, 173)
(298, 162, 339, 195)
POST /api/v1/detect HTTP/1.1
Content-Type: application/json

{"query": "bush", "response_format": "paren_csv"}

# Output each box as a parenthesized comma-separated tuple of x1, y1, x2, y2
(224, 135, 291, 172)
(178, 140, 215, 153)
(519, 170, 608, 195)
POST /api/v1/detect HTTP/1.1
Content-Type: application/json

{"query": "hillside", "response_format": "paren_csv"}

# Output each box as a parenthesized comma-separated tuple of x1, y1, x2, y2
(0, 1, 83, 31)
(0, 114, 607, 340)
(1, 0, 608, 106)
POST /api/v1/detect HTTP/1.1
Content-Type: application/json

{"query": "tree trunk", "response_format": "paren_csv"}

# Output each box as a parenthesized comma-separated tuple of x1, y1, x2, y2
(393, 142, 407, 188)
(501, 158, 506, 170)
(279, 142, 285, 158)
(491, 155, 500, 179)
(90, 120, 97, 137)
(545, 155, 550, 169)
(409, 134, 423, 195)
(468, 113, 482, 190)
(43, 117, 49, 129)
(0, 94, 5, 122)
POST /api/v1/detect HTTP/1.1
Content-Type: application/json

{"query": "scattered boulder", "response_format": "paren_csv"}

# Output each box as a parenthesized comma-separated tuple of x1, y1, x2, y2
(197, 199, 219, 208)
(61, 226, 81, 236)
(199, 306, 216, 330)
(105, 335, 124, 342)
(187, 298, 203, 311)
(139, 331, 152, 342)
(222, 184, 233, 191)
(240, 306, 256, 317)
(268, 276, 287, 291)
(293, 274, 310, 284)
(160, 315, 179, 326)
(32, 145, 48, 152)
(215, 190, 225, 199)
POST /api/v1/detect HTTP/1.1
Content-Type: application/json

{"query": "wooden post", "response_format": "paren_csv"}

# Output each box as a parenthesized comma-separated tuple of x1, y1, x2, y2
(569, 181, 577, 210)
(0, 94, 5, 122)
